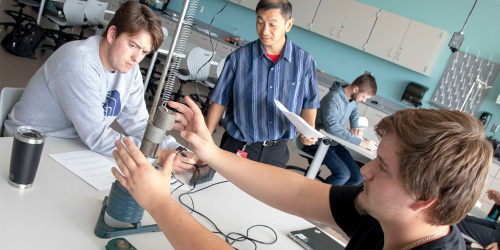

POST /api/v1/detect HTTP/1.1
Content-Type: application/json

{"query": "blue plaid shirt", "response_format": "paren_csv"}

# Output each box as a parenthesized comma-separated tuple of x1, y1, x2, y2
(209, 37, 319, 143)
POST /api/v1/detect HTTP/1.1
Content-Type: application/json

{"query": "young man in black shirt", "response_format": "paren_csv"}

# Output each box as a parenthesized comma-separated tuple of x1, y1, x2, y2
(112, 97, 492, 250)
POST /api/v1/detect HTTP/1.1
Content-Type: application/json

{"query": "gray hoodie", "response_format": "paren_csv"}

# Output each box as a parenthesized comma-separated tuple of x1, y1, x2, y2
(4, 36, 179, 155)
(315, 81, 362, 146)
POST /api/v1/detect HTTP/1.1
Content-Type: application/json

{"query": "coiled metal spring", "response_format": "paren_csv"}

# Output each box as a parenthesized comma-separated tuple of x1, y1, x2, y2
(161, 0, 199, 106)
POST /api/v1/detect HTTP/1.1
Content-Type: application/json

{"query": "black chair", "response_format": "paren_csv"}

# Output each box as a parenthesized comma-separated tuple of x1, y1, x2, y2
(0, 0, 40, 31)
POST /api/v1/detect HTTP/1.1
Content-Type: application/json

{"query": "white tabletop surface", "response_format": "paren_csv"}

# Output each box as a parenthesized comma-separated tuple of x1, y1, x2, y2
(320, 128, 378, 164)
(1, 136, 342, 249)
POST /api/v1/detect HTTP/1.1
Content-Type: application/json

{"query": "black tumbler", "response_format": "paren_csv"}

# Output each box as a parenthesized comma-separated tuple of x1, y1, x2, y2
(8, 126, 46, 189)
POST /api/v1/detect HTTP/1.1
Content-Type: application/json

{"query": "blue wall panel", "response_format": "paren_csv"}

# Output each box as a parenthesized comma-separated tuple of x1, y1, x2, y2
(169, 0, 500, 139)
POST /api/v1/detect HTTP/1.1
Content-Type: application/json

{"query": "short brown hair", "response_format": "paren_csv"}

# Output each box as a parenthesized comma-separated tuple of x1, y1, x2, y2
(351, 74, 377, 96)
(102, 1, 163, 51)
(375, 109, 492, 225)
(256, 0, 292, 20)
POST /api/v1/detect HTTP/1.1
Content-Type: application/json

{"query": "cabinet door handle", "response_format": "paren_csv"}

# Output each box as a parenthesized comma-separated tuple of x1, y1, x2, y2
(395, 47, 403, 61)
(331, 27, 336, 35)
(339, 29, 343, 38)
(389, 49, 394, 58)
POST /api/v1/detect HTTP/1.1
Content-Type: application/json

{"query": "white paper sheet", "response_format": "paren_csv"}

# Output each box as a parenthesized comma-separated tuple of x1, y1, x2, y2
(49, 150, 117, 191)
(274, 99, 324, 138)
(50, 150, 191, 191)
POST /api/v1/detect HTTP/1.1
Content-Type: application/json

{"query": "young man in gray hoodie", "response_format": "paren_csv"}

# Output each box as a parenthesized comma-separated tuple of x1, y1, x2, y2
(302, 74, 377, 186)
(3, 2, 195, 173)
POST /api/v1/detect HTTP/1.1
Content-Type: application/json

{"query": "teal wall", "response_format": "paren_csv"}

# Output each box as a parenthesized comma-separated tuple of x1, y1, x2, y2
(169, 0, 500, 140)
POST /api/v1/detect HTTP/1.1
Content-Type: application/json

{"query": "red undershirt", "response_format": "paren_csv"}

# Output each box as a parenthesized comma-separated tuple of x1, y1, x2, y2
(267, 54, 280, 63)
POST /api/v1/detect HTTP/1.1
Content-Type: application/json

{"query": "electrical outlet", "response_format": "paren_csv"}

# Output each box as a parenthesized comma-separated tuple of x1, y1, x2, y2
(491, 123, 499, 133)
(199, 5, 204, 13)
(448, 32, 464, 52)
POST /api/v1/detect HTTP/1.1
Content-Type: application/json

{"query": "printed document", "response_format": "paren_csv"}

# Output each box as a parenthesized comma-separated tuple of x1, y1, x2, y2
(274, 99, 324, 138)
(50, 150, 189, 191)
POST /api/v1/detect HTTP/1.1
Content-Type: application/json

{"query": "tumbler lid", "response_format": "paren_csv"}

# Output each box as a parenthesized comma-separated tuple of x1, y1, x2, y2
(15, 126, 46, 144)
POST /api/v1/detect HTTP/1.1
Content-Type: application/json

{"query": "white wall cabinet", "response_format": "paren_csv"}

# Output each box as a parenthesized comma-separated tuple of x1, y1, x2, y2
(216, 42, 237, 58)
(288, 0, 321, 30)
(343, 103, 385, 130)
(357, 103, 368, 116)
(230, 0, 448, 76)
(352, 103, 387, 128)
(309, 0, 351, 39)
(239, 0, 259, 9)
(230, 0, 259, 10)
(363, 106, 388, 126)
(334, 1, 379, 50)
(318, 83, 330, 101)
(393, 20, 448, 75)
(190, 30, 218, 51)
(364, 10, 411, 62)
(161, 18, 177, 36)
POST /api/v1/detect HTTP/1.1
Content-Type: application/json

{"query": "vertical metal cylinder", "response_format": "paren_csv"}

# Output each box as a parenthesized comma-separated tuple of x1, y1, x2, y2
(140, 138, 160, 158)
(153, 106, 177, 130)
(306, 139, 330, 179)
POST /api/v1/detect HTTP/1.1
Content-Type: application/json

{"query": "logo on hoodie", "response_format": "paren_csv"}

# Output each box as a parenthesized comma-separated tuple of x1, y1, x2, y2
(103, 90, 121, 117)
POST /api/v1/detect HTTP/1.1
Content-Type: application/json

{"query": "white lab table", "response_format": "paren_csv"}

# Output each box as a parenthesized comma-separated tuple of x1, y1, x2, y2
(1, 136, 344, 249)
(322, 128, 378, 164)
(304, 128, 378, 179)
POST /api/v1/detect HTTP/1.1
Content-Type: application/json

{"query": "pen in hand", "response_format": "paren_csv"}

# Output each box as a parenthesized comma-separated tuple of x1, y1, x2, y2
(176, 147, 204, 169)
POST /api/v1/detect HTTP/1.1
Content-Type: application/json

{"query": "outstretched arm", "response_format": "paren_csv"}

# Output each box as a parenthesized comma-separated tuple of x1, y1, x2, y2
(170, 97, 336, 226)
(111, 138, 232, 250)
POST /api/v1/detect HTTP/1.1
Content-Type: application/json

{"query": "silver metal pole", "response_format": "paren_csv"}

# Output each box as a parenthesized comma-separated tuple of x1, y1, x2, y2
(143, 51, 159, 92)
(306, 138, 330, 179)
(149, 0, 191, 122)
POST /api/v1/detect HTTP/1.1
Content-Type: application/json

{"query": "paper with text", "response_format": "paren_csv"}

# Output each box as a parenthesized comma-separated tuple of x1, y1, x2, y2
(49, 150, 117, 191)
(50, 150, 190, 191)
(274, 99, 324, 138)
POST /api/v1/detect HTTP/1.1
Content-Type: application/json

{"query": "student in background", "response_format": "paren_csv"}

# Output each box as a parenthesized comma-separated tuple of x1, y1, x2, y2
(111, 97, 492, 249)
(303, 73, 378, 186)
(457, 189, 500, 250)
(206, 0, 319, 168)
(3, 2, 196, 172)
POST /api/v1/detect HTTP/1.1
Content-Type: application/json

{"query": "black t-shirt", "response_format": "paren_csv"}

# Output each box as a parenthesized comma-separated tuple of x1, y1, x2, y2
(329, 186, 466, 249)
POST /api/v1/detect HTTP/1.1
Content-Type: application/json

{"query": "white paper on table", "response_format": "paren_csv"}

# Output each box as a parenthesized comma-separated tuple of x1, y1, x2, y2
(274, 99, 324, 138)
(50, 150, 191, 191)
(49, 150, 117, 191)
